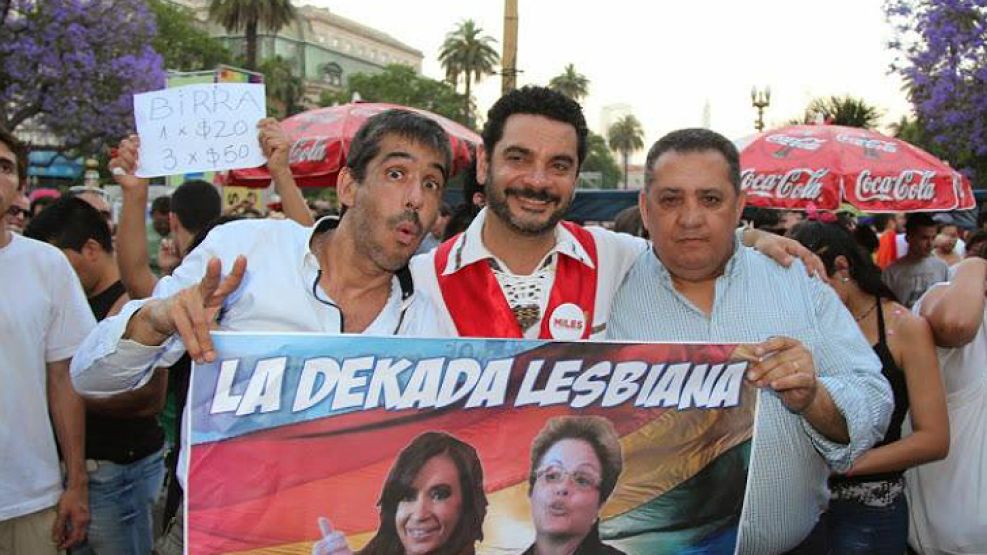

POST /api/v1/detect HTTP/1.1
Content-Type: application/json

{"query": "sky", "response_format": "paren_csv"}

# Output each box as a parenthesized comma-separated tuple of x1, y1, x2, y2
(305, 0, 912, 162)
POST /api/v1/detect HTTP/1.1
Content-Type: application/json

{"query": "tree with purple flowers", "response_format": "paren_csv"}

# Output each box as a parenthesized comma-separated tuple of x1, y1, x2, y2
(885, 0, 987, 185)
(0, 0, 166, 156)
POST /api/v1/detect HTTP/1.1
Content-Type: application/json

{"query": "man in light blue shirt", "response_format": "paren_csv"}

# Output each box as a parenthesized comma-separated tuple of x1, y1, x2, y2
(608, 128, 891, 554)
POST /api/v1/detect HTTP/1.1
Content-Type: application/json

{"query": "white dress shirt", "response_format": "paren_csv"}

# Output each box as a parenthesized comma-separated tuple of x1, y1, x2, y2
(70, 217, 454, 487)
(409, 208, 647, 339)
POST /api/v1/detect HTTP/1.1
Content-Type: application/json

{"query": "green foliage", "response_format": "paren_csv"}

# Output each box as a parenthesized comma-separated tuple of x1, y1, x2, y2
(209, 0, 296, 70)
(893, 115, 987, 185)
(438, 19, 499, 125)
(791, 95, 882, 129)
(607, 115, 645, 189)
(317, 64, 468, 126)
(149, 0, 231, 71)
(258, 55, 304, 118)
(580, 131, 621, 189)
(548, 64, 590, 102)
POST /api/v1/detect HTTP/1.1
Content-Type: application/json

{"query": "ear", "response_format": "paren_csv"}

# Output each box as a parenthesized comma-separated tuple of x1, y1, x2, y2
(475, 145, 490, 186)
(833, 254, 850, 276)
(81, 238, 102, 261)
(337, 167, 357, 209)
(734, 190, 747, 223)
(168, 212, 179, 233)
(638, 190, 651, 237)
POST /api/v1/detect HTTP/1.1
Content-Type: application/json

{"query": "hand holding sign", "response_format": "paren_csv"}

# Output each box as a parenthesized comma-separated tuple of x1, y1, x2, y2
(133, 83, 267, 177)
(108, 135, 149, 193)
(311, 517, 353, 555)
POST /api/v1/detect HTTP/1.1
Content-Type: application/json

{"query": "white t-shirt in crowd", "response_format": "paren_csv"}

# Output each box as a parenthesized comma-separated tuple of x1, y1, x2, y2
(907, 287, 987, 554)
(0, 234, 95, 521)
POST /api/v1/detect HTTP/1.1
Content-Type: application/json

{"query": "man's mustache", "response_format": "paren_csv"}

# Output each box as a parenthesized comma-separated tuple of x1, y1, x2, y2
(389, 210, 423, 235)
(504, 186, 561, 203)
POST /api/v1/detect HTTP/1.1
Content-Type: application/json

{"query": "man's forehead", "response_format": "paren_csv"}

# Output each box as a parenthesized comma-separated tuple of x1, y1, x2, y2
(0, 142, 15, 163)
(374, 134, 446, 167)
(496, 114, 578, 153)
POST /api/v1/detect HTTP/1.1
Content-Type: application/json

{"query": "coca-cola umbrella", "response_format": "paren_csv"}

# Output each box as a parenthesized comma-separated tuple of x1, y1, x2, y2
(228, 103, 480, 188)
(739, 124, 974, 213)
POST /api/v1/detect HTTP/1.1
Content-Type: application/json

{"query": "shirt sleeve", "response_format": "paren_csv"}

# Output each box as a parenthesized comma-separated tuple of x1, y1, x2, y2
(45, 252, 97, 362)
(70, 226, 235, 396)
(800, 277, 892, 472)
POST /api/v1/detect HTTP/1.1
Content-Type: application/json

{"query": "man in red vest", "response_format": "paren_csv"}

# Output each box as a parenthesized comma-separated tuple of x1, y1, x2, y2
(410, 86, 815, 341)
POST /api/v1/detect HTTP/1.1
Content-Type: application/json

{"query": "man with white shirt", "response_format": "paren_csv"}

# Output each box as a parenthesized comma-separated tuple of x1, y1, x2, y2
(69, 109, 455, 555)
(410, 86, 816, 341)
(0, 128, 95, 554)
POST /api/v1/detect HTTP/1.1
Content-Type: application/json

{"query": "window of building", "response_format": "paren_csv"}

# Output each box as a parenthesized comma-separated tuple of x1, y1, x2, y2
(322, 62, 343, 87)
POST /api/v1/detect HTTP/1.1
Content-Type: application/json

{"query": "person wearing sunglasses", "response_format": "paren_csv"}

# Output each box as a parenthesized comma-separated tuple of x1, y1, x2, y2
(5, 191, 29, 234)
(525, 416, 626, 555)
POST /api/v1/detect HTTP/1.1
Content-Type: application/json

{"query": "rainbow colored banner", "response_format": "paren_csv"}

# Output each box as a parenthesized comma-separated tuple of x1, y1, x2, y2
(188, 333, 757, 555)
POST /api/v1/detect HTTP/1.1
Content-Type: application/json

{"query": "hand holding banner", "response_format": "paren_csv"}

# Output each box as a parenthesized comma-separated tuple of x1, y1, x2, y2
(133, 83, 267, 177)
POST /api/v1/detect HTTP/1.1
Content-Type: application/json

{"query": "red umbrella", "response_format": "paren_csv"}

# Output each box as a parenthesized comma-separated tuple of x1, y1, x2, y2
(228, 103, 480, 188)
(740, 124, 974, 213)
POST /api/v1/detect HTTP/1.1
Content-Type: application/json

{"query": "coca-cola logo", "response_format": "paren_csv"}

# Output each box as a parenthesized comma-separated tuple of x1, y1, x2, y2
(289, 137, 327, 164)
(765, 135, 826, 151)
(854, 170, 937, 202)
(740, 168, 828, 200)
(836, 134, 897, 154)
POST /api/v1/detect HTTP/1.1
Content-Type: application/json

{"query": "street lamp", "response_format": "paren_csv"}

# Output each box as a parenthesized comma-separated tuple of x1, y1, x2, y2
(751, 86, 771, 132)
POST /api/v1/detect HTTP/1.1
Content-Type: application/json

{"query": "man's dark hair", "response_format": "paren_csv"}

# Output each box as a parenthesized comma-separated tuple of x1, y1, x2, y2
(904, 212, 936, 236)
(482, 86, 589, 166)
(24, 196, 113, 253)
(0, 126, 28, 185)
(345, 109, 452, 184)
(645, 128, 741, 192)
(172, 180, 221, 234)
(151, 195, 171, 215)
(966, 229, 987, 259)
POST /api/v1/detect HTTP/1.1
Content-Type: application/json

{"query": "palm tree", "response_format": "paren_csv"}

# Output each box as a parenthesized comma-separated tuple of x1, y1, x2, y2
(548, 64, 590, 102)
(209, 0, 296, 70)
(607, 115, 645, 189)
(795, 96, 882, 129)
(438, 19, 499, 126)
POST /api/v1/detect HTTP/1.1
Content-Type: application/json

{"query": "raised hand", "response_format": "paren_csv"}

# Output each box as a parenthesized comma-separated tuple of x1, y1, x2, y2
(142, 256, 247, 363)
(258, 118, 291, 176)
(311, 517, 354, 555)
(108, 134, 149, 193)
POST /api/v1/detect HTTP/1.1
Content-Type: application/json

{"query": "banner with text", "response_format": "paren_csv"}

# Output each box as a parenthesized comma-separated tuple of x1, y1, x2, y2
(188, 333, 757, 555)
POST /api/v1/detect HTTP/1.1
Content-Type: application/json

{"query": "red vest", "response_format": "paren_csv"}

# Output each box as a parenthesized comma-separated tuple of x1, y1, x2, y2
(433, 221, 599, 339)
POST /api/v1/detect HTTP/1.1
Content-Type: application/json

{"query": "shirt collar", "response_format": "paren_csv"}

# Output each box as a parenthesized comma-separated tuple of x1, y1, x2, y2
(301, 215, 340, 272)
(441, 208, 596, 276)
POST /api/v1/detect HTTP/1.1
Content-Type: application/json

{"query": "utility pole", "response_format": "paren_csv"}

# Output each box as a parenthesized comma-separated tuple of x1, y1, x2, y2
(501, 0, 518, 95)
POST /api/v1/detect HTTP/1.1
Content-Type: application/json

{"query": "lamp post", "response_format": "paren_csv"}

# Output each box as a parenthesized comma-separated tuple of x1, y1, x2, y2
(751, 86, 771, 132)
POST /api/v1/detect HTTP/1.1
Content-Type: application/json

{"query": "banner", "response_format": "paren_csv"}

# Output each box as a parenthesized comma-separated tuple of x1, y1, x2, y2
(188, 333, 758, 555)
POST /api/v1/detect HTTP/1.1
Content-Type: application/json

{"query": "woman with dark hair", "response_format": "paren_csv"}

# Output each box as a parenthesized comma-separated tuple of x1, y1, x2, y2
(312, 431, 488, 555)
(788, 221, 949, 554)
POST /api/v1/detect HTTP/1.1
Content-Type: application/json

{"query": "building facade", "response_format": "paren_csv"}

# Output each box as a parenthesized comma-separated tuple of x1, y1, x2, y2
(165, 1, 423, 98)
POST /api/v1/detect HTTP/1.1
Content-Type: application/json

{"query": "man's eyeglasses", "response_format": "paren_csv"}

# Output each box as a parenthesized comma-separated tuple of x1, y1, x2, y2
(6, 206, 29, 218)
(533, 465, 601, 491)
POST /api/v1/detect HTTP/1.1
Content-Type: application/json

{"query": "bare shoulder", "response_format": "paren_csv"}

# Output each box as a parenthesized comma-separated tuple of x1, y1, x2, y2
(883, 299, 935, 365)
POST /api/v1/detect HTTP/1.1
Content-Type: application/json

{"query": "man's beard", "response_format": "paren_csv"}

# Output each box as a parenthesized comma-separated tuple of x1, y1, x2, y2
(485, 168, 572, 236)
(351, 206, 423, 272)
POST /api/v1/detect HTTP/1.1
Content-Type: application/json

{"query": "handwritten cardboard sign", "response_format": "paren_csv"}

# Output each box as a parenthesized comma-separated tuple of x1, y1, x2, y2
(133, 83, 267, 178)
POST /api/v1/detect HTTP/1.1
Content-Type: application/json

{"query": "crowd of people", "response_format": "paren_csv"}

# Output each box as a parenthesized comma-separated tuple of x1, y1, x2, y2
(1, 85, 986, 555)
